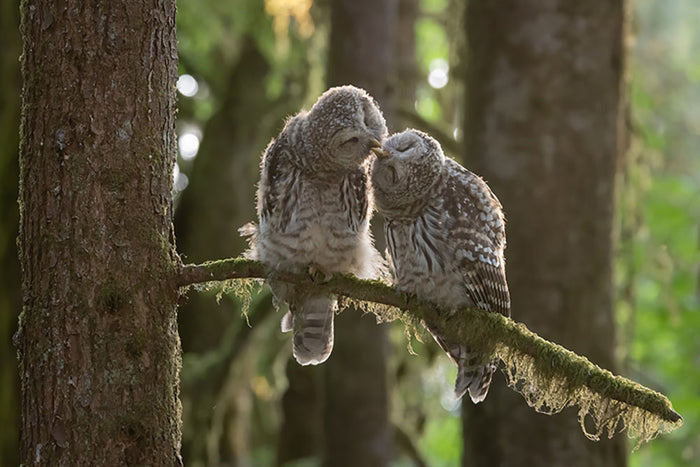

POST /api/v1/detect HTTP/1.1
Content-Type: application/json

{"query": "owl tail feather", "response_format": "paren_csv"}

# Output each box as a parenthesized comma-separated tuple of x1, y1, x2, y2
(290, 296, 337, 366)
(438, 337, 494, 403)
(281, 310, 293, 333)
(454, 355, 496, 404)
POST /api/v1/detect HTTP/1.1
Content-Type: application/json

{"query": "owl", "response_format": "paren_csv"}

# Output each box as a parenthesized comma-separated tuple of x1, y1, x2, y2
(370, 129, 510, 403)
(242, 85, 387, 366)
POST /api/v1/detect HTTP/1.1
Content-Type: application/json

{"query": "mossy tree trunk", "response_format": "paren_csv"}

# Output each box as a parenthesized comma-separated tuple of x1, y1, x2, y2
(0, 0, 21, 463)
(17, 0, 182, 464)
(462, 1, 628, 466)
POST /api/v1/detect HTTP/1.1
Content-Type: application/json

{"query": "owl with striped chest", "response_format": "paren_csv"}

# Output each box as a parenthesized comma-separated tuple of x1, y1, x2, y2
(243, 86, 387, 366)
(371, 129, 511, 403)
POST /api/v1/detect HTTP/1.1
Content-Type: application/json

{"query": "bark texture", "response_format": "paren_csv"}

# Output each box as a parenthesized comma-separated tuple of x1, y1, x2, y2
(17, 0, 181, 464)
(462, 1, 628, 466)
(323, 0, 397, 465)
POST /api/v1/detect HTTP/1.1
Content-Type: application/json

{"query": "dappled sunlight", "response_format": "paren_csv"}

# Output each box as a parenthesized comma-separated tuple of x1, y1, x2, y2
(265, 0, 314, 45)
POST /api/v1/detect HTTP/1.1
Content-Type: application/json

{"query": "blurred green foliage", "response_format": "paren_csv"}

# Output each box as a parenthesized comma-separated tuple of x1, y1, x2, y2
(420, 414, 461, 466)
(617, 2, 700, 466)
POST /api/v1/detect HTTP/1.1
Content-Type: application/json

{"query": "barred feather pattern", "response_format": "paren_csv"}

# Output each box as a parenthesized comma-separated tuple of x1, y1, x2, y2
(242, 86, 387, 366)
(374, 129, 510, 403)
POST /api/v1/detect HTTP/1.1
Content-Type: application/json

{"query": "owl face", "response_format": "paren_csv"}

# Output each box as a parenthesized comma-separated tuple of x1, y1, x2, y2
(307, 86, 387, 170)
(371, 129, 445, 215)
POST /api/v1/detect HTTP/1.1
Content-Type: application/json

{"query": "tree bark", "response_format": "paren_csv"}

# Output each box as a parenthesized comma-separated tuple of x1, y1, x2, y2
(322, 0, 397, 465)
(17, 1, 181, 464)
(462, 1, 628, 466)
(0, 0, 21, 463)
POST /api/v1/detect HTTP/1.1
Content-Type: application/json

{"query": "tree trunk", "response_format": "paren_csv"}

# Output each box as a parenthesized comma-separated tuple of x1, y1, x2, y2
(0, 0, 21, 463)
(461, 2, 628, 466)
(17, 1, 181, 464)
(277, 362, 324, 464)
(322, 0, 397, 466)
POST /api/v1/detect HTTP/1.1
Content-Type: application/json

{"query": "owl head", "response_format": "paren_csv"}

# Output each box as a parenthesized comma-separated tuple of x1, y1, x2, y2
(371, 129, 445, 217)
(305, 85, 387, 171)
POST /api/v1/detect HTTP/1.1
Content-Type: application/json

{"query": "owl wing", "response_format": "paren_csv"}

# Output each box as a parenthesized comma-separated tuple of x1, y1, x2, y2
(340, 167, 369, 232)
(461, 254, 511, 317)
(445, 163, 511, 317)
(258, 136, 300, 232)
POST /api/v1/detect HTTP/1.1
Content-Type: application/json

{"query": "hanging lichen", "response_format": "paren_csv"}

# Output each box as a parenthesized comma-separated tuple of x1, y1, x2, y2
(218, 278, 261, 323)
(496, 335, 681, 448)
(421, 299, 683, 448)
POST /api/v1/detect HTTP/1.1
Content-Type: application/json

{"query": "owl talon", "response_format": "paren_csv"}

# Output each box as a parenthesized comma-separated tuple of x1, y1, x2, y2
(308, 264, 333, 283)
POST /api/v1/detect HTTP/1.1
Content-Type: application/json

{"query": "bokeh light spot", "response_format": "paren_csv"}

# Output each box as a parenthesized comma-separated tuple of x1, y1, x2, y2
(178, 133, 200, 160)
(177, 74, 199, 97)
(428, 58, 449, 89)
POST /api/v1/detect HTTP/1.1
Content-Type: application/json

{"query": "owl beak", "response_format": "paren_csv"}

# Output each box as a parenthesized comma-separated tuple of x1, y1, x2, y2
(369, 138, 390, 159)
(371, 147, 389, 158)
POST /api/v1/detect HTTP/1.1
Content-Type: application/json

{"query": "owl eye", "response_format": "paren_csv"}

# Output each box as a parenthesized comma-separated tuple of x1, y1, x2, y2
(397, 141, 415, 152)
(387, 165, 398, 184)
(342, 136, 359, 146)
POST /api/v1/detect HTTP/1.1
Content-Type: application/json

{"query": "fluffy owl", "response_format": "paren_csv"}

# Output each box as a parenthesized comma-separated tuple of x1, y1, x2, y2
(242, 85, 387, 366)
(371, 129, 510, 403)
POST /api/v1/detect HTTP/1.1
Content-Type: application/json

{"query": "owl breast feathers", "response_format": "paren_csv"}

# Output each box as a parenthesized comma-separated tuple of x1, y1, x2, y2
(241, 85, 387, 366)
(371, 129, 511, 403)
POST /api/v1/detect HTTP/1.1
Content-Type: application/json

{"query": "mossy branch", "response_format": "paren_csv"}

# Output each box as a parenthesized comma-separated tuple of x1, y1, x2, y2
(177, 257, 683, 446)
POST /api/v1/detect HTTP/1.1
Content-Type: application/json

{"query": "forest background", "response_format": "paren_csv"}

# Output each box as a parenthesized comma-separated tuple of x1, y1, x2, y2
(1, 0, 698, 465)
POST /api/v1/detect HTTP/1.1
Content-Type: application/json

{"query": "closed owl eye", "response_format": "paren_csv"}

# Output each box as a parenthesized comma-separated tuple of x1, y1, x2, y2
(397, 141, 415, 152)
(341, 136, 359, 146)
(387, 165, 398, 184)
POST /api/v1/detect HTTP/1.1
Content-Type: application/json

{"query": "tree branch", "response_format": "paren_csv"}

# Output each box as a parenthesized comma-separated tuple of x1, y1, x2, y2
(177, 257, 683, 444)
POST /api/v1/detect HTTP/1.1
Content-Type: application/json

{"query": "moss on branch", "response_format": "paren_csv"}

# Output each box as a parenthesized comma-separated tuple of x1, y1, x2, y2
(177, 257, 683, 446)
